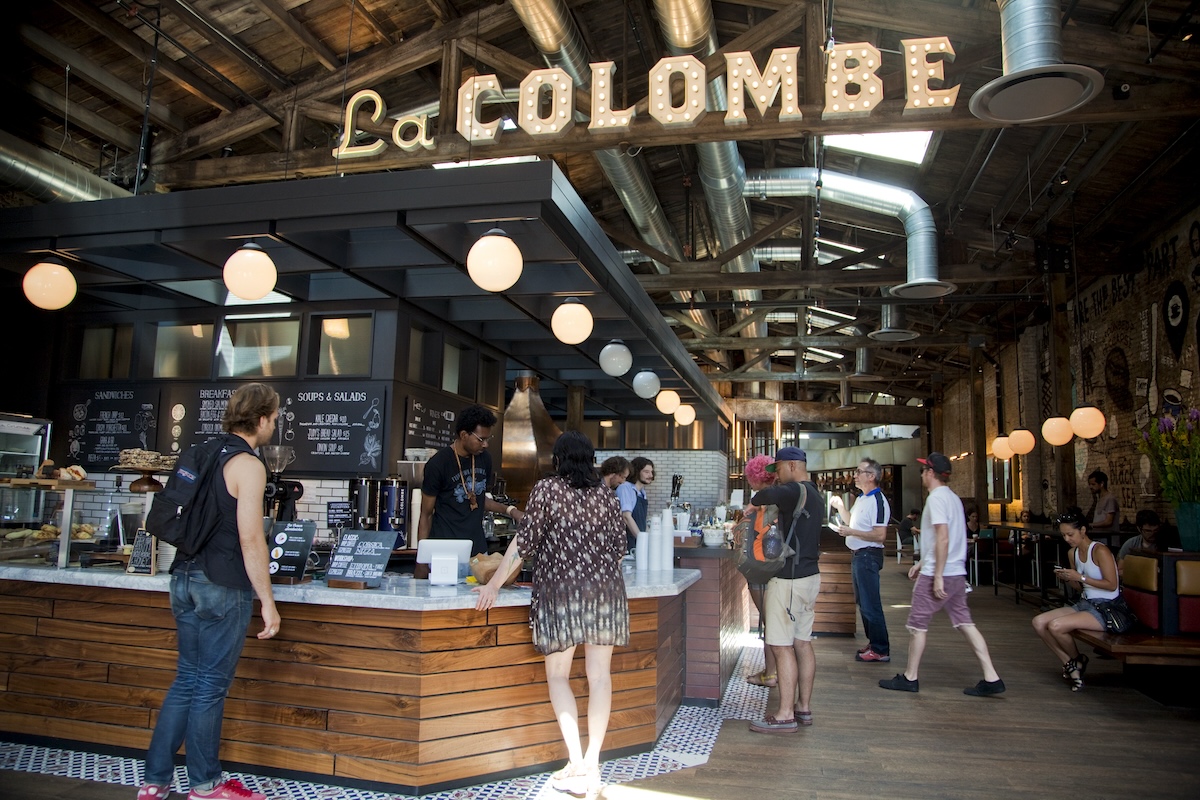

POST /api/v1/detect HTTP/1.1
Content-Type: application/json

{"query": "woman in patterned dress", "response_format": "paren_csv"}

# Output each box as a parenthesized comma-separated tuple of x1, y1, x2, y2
(474, 431, 628, 796)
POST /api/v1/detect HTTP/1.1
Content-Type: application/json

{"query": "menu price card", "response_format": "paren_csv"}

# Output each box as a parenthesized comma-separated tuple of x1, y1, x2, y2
(326, 501, 354, 530)
(325, 530, 397, 589)
(126, 528, 156, 575)
(267, 520, 316, 584)
(404, 394, 457, 451)
(67, 388, 161, 467)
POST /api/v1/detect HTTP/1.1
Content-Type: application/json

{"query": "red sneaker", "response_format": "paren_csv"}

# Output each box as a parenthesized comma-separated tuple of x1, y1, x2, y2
(855, 648, 891, 662)
(137, 785, 171, 800)
(187, 779, 265, 800)
(856, 644, 871, 654)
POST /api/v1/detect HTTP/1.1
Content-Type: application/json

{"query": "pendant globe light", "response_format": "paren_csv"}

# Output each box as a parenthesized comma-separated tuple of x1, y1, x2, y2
(550, 297, 593, 344)
(673, 404, 696, 426)
(223, 242, 277, 301)
(655, 389, 681, 415)
(1042, 416, 1074, 446)
(992, 436, 1014, 461)
(632, 370, 660, 399)
(1008, 428, 1035, 455)
(466, 228, 523, 292)
(1069, 405, 1106, 439)
(23, 259, 77, 310)
(598, 339, 633, 377)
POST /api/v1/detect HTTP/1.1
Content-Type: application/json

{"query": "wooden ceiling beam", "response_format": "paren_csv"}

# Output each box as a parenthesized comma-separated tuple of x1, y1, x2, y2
(158, 0, 290, 92)
(19, 24, 188, 133)
(253, 0, 342, 72)
(17, 78, 140, 152)
(52, 0, 236, 114)
(150, 4, 520, 164)
(684, 334, 971, 351)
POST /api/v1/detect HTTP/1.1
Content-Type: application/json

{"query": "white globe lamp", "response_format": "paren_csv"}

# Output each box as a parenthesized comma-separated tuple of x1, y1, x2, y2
(550, 297, 593, 345)
(992, 436, 1014, 461)
(673, 404, 696, 426)
(599, 339, 633, 377)
(322, 318, 350, 339)
(632, 370, 660, 399)
(655, 389, 681, 415)
(223, 242, 277, 301)
(1070, 406, 1106, 439)
(1008, 428, 1036, 455)
(1042, 416, 1074, 446)
(23, 260, 77, 310)
(466, 228, 523, 292)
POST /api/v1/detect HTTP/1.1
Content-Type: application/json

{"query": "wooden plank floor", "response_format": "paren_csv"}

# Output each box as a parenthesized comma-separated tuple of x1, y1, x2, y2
(3, 563, 1199, 799)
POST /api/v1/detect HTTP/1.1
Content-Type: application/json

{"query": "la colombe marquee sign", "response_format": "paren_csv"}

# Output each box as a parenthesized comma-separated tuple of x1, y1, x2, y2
(333, 38, 960, 159)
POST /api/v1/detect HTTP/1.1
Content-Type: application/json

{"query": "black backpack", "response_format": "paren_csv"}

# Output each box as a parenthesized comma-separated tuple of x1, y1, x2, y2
(145, 435, 250, 558)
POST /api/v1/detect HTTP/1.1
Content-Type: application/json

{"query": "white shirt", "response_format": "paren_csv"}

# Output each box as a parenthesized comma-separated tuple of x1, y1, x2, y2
(919, 484, 967, 577)
(845, 488, 889, 551)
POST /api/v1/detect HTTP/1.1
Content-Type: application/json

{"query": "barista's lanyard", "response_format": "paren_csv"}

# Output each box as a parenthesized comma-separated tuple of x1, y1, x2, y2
(458, 454, 477, 510)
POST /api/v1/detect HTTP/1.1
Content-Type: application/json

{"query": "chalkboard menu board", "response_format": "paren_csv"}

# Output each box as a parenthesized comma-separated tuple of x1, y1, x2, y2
(404, 394, 457, 451)
(325, 530, 397, 588)
(158, 382, 387, 475)
(327, 501, 354, 530)
(267, 520, 316, 583)
(126, 528, 156, 575)
(66, 389, 161, 467)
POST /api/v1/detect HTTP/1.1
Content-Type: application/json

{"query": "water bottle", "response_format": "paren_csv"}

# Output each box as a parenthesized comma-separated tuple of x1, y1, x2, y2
(762, 523, 784, 560)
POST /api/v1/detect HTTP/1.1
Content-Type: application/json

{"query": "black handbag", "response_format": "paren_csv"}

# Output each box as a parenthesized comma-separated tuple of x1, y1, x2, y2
(1090, 593, 1137, 634)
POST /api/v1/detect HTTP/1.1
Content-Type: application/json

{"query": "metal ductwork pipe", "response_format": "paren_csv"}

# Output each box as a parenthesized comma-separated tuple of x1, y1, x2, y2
(870, 286, 920, 342)
(0, 130, 130, 203)
(744, 168, 952, 299)
(850, 326, 877, 380)
(969, 0, 1103, 123)
(509, 0, 722, 362)
(650, 0, 766, 387)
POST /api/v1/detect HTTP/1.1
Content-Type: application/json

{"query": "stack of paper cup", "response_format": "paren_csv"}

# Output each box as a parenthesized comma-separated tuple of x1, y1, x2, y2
(657, 527, 674, 572)
(635, 530, 650, 572)
(648, 520, 663, 573)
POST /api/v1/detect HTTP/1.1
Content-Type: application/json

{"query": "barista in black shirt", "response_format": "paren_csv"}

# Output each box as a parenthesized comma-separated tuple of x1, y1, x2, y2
(418, 405, 523, 555)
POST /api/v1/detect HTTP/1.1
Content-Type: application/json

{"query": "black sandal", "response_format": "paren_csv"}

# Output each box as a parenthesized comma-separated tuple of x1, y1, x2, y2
(1063, 657, 1085, 692)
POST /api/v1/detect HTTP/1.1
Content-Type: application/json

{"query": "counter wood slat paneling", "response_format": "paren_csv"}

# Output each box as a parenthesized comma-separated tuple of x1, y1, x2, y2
(0, 569, 695, 795)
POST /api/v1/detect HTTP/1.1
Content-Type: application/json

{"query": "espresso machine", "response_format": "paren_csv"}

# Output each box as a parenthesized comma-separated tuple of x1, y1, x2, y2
(377, 477, 408, 547)
(348, 478, 378, 530)
(261, 446, 304, 521)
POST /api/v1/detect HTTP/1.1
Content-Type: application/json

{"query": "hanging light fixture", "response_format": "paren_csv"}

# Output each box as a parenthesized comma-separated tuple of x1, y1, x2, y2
(466, 228, 523, 292)
(550, 297, 593, 344)
(1069, 405, 1106, 439)
(23, 259, 77, 310)
(655, 389, 681, 415)
(992, 436, 1014, 461)
(598, 339, 633, 377)
(1042, 416, 1074, 446)
(1008, 428, 1036, 454)
(673, 404, 696, 426)
(632, 370, 660, 399)
(322, 318, 351, 339)
(223, 242, 277, 301)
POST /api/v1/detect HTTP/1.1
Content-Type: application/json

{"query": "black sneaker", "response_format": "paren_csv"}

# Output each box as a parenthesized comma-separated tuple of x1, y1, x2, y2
(964, 679, 1006, 697)
(879, 673, 919, 692)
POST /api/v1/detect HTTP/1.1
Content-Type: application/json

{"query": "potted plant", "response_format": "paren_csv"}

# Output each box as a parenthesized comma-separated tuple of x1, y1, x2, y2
(1140, 408, 1200, 551)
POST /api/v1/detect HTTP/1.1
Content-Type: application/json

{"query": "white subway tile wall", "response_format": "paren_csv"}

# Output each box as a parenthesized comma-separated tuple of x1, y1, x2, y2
(595, 449, 729, 518)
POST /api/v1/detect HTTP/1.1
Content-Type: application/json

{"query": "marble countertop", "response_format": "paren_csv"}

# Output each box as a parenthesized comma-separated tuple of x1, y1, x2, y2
(0, 564, 700, 612)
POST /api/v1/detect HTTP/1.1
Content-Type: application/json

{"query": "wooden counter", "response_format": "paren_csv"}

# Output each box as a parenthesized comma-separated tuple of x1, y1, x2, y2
(0, 566, 698, 795)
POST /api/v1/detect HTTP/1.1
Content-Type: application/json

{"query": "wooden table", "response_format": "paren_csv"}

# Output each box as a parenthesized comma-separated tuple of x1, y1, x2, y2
(991, 522, 1068, 606)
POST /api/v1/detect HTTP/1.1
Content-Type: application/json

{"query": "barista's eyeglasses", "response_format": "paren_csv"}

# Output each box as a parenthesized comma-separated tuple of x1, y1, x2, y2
(470, 432, 493, 444)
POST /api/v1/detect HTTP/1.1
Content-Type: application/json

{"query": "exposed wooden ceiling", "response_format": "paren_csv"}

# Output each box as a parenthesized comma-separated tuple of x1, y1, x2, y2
(3, 0, 1199, 413)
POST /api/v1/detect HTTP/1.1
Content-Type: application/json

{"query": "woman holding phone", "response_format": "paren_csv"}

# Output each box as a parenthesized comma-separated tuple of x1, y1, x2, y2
(1030, 509, 1120, 692)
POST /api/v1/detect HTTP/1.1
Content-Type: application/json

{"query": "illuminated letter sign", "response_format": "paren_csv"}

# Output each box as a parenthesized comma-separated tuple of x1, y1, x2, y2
(519, 68, 575, 137)
(823, 43, 883, 118)
(332, 90, 388, 159)
(458, 75, 505, 144)
(725, 48, 802, 124)
(589, 62, 635, 132)
(901, 37, 959, 112)
(648, 56, 707, 127)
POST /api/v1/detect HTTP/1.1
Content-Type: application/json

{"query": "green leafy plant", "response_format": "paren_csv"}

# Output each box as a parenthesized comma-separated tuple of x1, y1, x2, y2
(1140, 408, 1200, 504)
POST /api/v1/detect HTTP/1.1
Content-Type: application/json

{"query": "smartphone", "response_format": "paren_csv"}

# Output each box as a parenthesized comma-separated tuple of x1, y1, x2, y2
(1052, 565, 1064, 571)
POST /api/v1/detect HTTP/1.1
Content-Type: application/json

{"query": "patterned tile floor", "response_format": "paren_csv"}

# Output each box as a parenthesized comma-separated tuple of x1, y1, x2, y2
(0, 636, 769, 800)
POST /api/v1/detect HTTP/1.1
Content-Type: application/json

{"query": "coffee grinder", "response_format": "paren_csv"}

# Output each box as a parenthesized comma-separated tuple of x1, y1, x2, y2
(261, 446, 304, 521)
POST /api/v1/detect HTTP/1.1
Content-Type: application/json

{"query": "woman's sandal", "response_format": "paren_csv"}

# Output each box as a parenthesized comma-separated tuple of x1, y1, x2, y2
(747, 670, 777, 687)
(1063, 657, 1085, 692)
(549, 763, 588, 795)
(1061, 653, 1090, 681)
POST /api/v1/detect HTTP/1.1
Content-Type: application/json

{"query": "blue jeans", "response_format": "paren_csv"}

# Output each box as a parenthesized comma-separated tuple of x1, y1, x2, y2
(144, 562, 253, 789)
(851, 547, 889, 655)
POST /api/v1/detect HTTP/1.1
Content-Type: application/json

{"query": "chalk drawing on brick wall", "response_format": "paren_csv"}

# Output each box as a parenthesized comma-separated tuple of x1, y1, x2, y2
(1162, 387, 1184, 417)
(1182, 368, 1193, 389)
(1104, 347, 1134, 412)
(1164, 280, 1190, 360)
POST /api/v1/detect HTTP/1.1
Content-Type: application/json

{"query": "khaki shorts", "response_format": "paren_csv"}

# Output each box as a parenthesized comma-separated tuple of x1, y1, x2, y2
(764, 573, 821, 644)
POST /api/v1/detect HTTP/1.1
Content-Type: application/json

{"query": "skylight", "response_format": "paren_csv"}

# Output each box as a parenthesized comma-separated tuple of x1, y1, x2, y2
(432, 154, 538, 169)
(825, 130, 933, 165)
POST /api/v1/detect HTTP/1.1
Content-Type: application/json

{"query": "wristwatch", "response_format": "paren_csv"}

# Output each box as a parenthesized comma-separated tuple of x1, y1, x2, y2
(1080, 575, 1087, 585)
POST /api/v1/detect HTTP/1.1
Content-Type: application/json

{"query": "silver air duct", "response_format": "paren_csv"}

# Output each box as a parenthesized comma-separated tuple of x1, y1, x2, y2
(870, 286, 920, 342)
(850, 326, 879, 380)
(969, 0, 1103, 123)
(743, 168, 951, 299)
(509, 0, 722, 360)
(651, 0, 766, 349)
(0, 129, 130, 203)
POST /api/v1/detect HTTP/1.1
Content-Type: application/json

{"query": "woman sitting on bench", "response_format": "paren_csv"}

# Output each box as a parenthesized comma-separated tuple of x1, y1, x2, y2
(1031, 509, 1120, 692)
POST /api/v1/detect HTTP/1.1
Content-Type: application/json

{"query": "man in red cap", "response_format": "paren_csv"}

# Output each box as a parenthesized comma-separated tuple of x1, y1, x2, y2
(878, 453, 1006, 697)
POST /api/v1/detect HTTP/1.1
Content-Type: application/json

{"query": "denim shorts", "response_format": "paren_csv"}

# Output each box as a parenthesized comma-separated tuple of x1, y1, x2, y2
(1072, 598, 1106, 627)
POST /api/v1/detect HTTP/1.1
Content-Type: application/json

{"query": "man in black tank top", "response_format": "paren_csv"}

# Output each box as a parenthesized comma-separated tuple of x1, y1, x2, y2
(139, 383, 281, 800)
